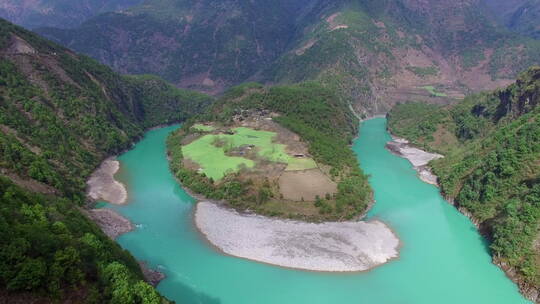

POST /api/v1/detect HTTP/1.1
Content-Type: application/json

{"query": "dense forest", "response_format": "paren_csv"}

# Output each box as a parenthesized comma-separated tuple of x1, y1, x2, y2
(0, 177, 163, 303)
(0, 19, 212, 302)
(388, 66, 540, 295)
(168, 82, 373, 221)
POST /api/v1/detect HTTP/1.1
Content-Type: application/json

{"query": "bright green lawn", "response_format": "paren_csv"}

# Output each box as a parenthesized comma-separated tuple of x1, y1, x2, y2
(182, 127, 317, 180)
(192, 123, 215, 132)
(225, 127, 289, 162)
(182, 134, 255, 180)
(422, 86, 447, 97)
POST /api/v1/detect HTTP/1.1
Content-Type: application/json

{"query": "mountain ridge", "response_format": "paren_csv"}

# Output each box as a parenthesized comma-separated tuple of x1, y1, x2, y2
(37, 0, 540, 115)
(0, 0, 145, 29)
(483, 0, 540, 39)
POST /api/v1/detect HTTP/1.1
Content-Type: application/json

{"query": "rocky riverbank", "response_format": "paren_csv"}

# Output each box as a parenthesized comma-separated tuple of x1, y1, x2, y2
(139, 262, 166, 286)
(85, 208, 133, 239)
(86, 157, 167, 286)
(85, 157, 133, 239)
(87, 158, 128, 205)
(385, 137, 443, 185)
(86, 208, 166, 286)
(195, 201, 400, 272)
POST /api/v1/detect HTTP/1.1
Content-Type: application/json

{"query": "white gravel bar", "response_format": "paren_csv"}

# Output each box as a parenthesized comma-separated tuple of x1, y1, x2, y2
(87, 158, 128, 205)
(195, 202, 400, 272)
(386, 137, 443, 185)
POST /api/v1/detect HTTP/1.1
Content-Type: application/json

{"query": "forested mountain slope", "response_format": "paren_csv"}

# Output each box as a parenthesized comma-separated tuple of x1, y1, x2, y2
(38, 0, 540, 114)
(0, 0, 144, 29)
(263, 0, 540, 114)
(0, 18, 212, 303)
(388, 66, 540, 301)
(38, 0, 315, 94)
(483, 0, 540, 39)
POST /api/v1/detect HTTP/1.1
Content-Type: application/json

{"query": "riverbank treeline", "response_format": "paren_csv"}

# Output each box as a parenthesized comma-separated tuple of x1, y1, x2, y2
(387, 66, 540, 300)
(0, 19, 212, 303)
(0, 177, 161, 303)
(168, 82, 373, 221)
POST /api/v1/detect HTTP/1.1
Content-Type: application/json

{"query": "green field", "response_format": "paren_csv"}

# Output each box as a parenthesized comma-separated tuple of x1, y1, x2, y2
(422, 85, 448, 97)
(192, 123, 216, 132)
(182, 127, 317, 180)
(286, 157, 318, 171)
(225, 127, 289, 162)
(182, 134, 255, 180)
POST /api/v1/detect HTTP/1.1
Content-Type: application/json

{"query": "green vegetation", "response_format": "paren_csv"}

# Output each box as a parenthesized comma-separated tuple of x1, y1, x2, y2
(388, 66, 540, 290)
(0, 19, 211, 302)
(387, 102, 450, 151)
(182, 133, 255, 181)
(421, 86, 448, 97)
(217, 128, 290, 162)
(191, 124, 215, 132)
(0, 177, 164, 303)
(123, 75, 213, 128)
(169, 82, 372, 221)
(406, 66, 439, 77)
(0, 19, 211, 196)
(183, 127, 318, 180)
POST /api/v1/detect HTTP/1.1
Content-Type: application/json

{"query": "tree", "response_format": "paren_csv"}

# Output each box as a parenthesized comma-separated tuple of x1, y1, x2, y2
(7, 258, 46, 291)
(133, 281, 161, 304)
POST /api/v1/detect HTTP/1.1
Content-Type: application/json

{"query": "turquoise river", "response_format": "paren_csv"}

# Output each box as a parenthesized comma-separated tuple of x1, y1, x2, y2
(104, 118, 530, 303)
